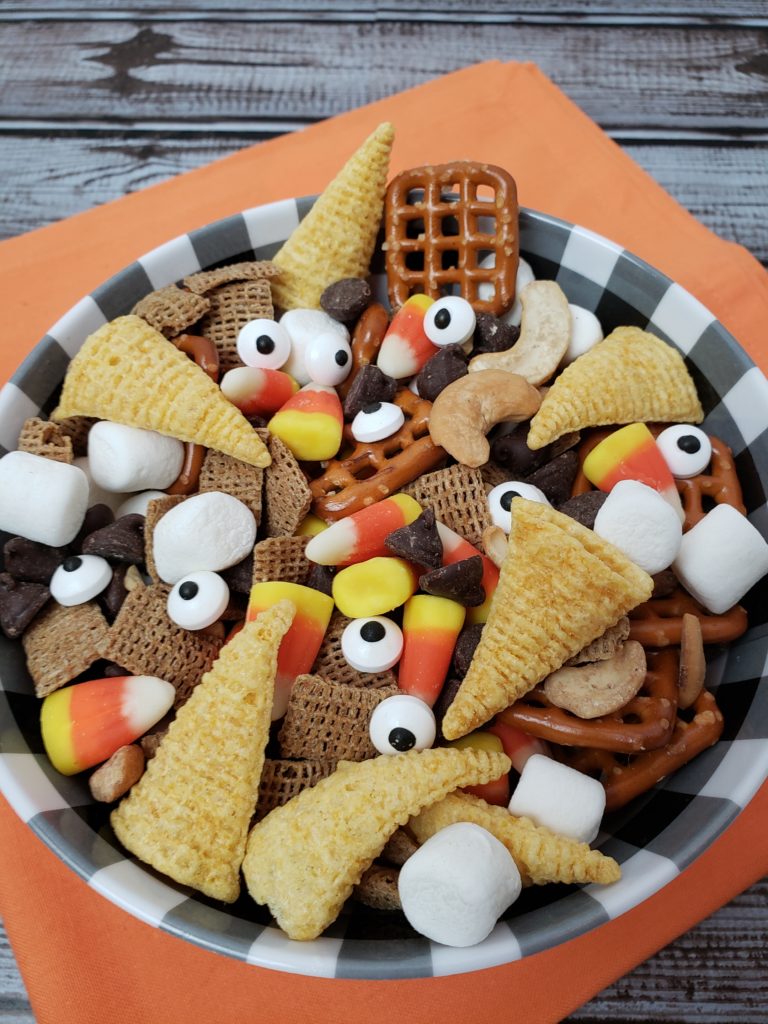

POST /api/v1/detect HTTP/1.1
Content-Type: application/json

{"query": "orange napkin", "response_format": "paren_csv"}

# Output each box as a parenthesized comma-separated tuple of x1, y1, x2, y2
(1, 62, 767, 1024)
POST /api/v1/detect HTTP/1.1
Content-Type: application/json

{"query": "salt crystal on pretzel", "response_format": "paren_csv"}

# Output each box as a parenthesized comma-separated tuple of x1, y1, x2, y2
(527, 326, 703, 451)
(242, 746, 510, 940)
(441, 499, 653, 741)
(52, 316, 270, 469)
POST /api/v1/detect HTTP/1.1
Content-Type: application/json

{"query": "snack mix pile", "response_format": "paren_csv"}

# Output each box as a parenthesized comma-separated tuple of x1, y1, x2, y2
(2, 122, 767, 948)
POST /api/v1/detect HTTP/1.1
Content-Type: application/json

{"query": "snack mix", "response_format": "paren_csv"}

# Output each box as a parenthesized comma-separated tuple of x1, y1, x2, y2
(2, 122, 768, 949)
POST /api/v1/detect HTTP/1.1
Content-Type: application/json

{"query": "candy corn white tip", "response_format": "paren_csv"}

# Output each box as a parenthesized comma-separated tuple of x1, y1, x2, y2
(122, 676, 176, 734)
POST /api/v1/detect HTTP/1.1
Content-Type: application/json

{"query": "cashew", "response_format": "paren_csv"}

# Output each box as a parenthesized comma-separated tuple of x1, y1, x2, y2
(542, 640, 647, 719)
(428, 369, 541, 468)
(482, 524, 508, 569)
(678, 613, 706, 710)
(469, 281, 571, 386)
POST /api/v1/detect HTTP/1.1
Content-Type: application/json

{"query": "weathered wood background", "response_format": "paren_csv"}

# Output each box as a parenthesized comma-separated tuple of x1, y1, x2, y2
(1, 2, 766, 1021)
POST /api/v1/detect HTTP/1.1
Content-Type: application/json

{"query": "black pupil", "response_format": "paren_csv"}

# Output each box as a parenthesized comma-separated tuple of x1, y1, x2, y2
(334, 350, 349, 366)
(360, 620, 386, 643)
(677, 435, 701, 454)
(500, 490, 519, 511)
(362, 401, 382, 415)
(388, 727, 416, 752)
(256, 334, 275, 354)
(179, 581, 199, 601)
(63, 556, 82, 572)
(434, 308, 452, 330)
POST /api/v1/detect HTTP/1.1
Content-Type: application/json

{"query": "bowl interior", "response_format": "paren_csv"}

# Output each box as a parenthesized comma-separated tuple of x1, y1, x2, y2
(1, 201, 767, 979)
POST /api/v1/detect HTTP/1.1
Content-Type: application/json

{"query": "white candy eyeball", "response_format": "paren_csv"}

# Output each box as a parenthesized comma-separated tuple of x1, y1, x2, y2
(488, 481, 549, 533)
(656, 425, 712, 479)
(167, 571, 230, 631)
(303, 331, 353, 386)
(423, 296, 476, 346)
(341, 616, 403, 673)
(236, 319, 291, 370)
(369, 694, 436, 755)
(351, 401, 405, 443)
(50, 554, 112, 607)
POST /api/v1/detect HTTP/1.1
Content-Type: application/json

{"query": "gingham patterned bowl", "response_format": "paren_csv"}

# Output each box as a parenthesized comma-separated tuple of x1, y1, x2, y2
(1, 200, 767, 979)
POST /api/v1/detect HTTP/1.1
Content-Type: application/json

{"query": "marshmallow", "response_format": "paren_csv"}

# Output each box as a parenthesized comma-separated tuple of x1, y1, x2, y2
(116, 491, 167, 518)
(673, 503, 768, 614)
(561, 305, 604, 366)
(280, 309, 350, 386)
(593, 479, 682, 574)
(398, 822, 521, 946)
(478, 256, 535, 327)
(73, 456, 128, 513)
(508, 754, 605, 844)
(0, 451, 89, 546)
(88, 422, 185, 493)
(151, 491, 257, 584)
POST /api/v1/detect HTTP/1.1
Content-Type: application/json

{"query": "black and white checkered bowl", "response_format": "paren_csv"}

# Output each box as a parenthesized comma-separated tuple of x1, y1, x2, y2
(1, 199, 767, 979)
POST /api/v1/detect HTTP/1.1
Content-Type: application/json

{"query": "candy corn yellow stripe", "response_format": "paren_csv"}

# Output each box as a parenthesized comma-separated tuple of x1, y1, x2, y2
(40, 687, 79, 776)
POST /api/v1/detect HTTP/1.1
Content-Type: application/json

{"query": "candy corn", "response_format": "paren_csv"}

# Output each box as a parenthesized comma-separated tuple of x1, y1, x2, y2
(376, 294, 438, 379)
(583, 422, 683, 519)
(436, 522, 499, 624)
(332, 557, 418, 618)
(220, 366, 298, 418)
(398, 594, 466, 706)
(268, 382, 343, 461)
(488, 718, 552, 774)
(295, 513, 329, 538)
(446, 731, 511, 805)
(306, 494, 422, 566)
(247, 582, 334, 720)
(41, 675, 175, 776)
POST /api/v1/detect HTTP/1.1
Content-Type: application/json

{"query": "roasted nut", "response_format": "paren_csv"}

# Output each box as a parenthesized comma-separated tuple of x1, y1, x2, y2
(542, 640, 647, 719)
(678, 612, 706, 709)
(88, 744, 145, 802)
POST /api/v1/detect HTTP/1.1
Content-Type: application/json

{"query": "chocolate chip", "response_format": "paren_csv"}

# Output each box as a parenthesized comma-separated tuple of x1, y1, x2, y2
(557, 490, 607, 529)
(452, 623, 484, 679)
(3, 536, 66, 584)
(220, 554, 254, 594)
(384, 507, 443, 571)
(0, 572, 50, 638)
(419, 556, 485, 607)
(472, 313, 520, 355)
(103, 661, 131, 677)
(525, 450, 580, 506)
(433, 677, 463, 742)
(99, 563, 131, 622)
(81, 514, 145, 564)
(72, 504, 114, 552)
(490, 427, 547, 476)
(306, 562, 335, 598)
(415, 343, 468, 402)
(320, 278, 372, 323)
(343, 364, 398, 421)
(651, 568, 678, 599)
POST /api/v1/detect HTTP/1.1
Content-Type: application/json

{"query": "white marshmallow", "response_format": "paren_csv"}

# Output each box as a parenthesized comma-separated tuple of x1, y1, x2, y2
(280, 309, 350, 386)
(593, 479, 682, 575)
(152, 491, 257, 584)
(0, 451, 89, 546)
(73, 456, 128, 513)
(116, 491, 167, 518)
(478, 256, 535, 326)
(673, 503, 768, 614)
(88, 422, 184, 493)
(398, 822, 521, 947)
(561, 305, 604, 366)
(508, 754, 605, 844)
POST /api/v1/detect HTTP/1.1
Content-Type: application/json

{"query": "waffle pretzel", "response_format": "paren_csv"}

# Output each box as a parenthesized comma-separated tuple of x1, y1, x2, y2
(499, 648, 678, 754)
(556, 687, 724, 811)
(384, 161, 519, 316)
(310, 388, 446, 521)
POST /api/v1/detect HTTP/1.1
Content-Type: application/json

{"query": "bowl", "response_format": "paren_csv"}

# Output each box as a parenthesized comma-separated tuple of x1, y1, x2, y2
(1, 199, 767, 979)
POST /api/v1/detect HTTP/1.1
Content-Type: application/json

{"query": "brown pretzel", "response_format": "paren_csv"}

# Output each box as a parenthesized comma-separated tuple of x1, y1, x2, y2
(556, 687, 724, 811)
(168, 334, 221, 494)
(310, 389, 446, 521)
(384, 162, 519, 316)
(628, 586, 747, 647)
(498, 648, 678, 754)
(337, 302, 389, 401)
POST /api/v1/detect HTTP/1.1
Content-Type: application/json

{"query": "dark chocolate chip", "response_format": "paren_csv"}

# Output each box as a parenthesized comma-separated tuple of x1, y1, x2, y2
(306, 562, 335, 598)
(651, 568, 678, 599)
(81, 514, 145, 564)
(320, 278, 372, 323)
(419, 556, 485, 607)
(220, 554, 254, 595)
(99, 563, 131, 622)
(103, 661, 131, 678)
(525, 450, 580, 506)
(0, 572, 50, 638)
(452, 622, 484, 679)
(557, 490, 608, 530)
(472, 312, 520, 355)
(72, 504, 114, 552)
(3, 536, 66, 584)
(490, 427, 547, 476)
(384, 507, 443, 571)
(415, 343, 467, 402)
(432, 677, 463, 742)
(343, 364, 398, 421)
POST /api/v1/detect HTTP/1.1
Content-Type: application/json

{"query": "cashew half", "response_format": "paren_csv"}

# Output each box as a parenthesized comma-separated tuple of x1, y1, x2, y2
(469, 280, 571, 386)
(428, 369, 541, 468)
(542, 640, 647, 719)
(678, 613, 706, 710)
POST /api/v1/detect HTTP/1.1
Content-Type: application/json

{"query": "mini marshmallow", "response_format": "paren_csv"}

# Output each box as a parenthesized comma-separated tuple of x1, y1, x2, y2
(508, 754, 605, 844)
(88, 421, 185, 493)
(152, 491, 257, 584)
(398, 822, 521, 947)
(561, 305, 604, 366)
(0, 451, 89, 546)
(280, 309, 350, 386)
(673, 503, 768, 614)
(593, 479, 682, 575)
(73, 456, 128, 513)
(116, 491, 167, 518)
(478, 256, 535, 327)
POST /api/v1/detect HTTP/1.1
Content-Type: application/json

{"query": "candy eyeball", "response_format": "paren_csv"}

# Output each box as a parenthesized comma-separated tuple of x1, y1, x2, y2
(303, 331, 353, 386)
(236, 319, 291, 370)
(656, 425, 712, 479)
(351, 401, 405, 443)
(50, 554, 112, 607)
(369, 694, 436, 755)
(423, 297, 476, 347)
(167, 571, 230, 631)
(341, 616, 403, 673)
(488, 481, 549, 533)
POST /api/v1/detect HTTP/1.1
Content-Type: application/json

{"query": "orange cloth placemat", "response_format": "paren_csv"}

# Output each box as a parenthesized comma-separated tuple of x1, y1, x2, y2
(1, 62, 767, 1024)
